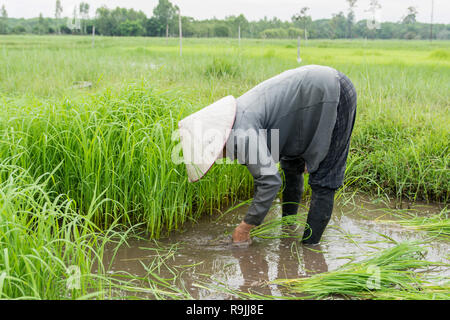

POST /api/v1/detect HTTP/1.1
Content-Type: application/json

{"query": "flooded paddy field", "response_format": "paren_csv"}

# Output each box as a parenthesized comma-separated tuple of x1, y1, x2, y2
(1, 37, 448, 299)
(102, 196, 449, 299)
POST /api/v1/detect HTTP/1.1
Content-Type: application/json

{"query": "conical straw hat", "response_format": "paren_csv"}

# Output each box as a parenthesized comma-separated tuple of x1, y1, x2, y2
(178, 96, 237, 182)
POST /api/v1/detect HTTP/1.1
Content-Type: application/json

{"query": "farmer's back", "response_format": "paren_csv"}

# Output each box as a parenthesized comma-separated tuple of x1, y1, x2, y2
(234, 65, 341, 173)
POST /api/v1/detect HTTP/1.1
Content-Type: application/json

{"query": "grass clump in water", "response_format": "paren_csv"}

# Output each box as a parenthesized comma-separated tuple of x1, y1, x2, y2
(381, 207, 449, 240)
(205, 57, 240, 78)
(0, 161, 123, 299)
(273, 242, 449, 300)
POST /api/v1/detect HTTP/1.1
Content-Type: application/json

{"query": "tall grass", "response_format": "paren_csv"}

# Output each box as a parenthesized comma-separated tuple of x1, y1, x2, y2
(1, 36, 447, 202)
(0, 160, 119, 299)
(0, 83, 253, 237)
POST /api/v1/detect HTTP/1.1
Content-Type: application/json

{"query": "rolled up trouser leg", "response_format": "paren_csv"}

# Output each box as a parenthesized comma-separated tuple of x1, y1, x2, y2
(302, 185, 335, 244)
(282, 170, 304, 217)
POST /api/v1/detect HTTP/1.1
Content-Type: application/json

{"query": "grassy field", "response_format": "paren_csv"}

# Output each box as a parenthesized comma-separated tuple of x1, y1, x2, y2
(0, 35, 449, 299)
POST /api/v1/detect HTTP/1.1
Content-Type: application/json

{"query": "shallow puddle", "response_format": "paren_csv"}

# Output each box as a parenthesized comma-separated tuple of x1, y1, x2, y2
(101, 196, 449, 299)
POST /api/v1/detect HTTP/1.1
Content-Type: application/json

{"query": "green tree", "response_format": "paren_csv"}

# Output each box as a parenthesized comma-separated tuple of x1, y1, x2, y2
(346, 0, 358, 38)
(260, 28, 288, 39)
(365, 0, 382, 38)
(55, 0, 63, 34)
(402, 6, 419, 39)
(287, 27, 304, 39)
(95, 6, 113, 36)
(95, 6, 147, 36)
(1, 5, 7, 19)
(118, 20, 145, 36)
(35, 13, 49, 35)
(145, 16, 160, 36)
(292, 7, 311, 40)
(12, 25, 26, 34)
(153, 0, 177, 40)
(226, 14, 249, 37)
(214, 25, 230, 37)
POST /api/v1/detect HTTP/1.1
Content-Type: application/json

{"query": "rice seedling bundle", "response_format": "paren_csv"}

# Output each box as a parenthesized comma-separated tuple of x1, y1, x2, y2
(395, 210, 449, 239)
(273, 242, 449, 300)
(250, 214, 309, 239)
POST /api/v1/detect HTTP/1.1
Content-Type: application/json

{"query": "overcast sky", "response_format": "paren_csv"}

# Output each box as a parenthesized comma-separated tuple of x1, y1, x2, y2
(2, 0, 449, 24)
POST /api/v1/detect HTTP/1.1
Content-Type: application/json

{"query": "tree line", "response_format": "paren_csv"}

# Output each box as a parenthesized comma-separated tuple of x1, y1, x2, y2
(0, 0, 449, 40)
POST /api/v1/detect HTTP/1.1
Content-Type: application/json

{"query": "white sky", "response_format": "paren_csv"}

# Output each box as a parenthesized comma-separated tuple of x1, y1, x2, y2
(2, 0, 449, 24)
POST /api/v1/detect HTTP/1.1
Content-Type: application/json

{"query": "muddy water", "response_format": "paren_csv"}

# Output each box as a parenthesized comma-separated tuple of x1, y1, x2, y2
(102, 197, 449, 299)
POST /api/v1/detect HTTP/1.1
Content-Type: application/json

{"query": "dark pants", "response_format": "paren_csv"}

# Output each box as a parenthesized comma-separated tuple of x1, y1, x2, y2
(280, 72, 357, 244)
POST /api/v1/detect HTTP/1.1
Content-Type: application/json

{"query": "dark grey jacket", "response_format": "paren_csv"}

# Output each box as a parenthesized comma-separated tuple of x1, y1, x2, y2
(225, 65, 341, 226)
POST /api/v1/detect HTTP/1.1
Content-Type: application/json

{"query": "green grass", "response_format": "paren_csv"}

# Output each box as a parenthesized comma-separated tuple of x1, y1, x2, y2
(0, 84, 252, 237)
(0, 160, 121, 299)
(0, 161, 201, 299)
(0, 36, 448, 299)
(250, 213, 309, 239)
(1, 36, 447, 202)
(273, 242, 449, 300)
(380, 207, 449, 239)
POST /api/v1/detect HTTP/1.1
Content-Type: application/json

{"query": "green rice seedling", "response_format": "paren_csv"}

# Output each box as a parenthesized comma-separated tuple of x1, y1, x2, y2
(250, 213, 310, 240)
(0, 159, 196, 299)
(205, 57, 240, 78)
(0, 161, 115, 299)
(380, 207, 449, 239)
(0, 84, 253, 238)
(363, 283, 450, 300)
(100, 242, 195, 300)
(273, 242, 448, 300)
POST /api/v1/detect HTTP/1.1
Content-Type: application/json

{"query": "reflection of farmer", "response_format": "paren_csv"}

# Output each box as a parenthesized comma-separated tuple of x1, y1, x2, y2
(302, 244, 328, 276)
(231, 246, 271, 295)
(178, 65, 357, 247)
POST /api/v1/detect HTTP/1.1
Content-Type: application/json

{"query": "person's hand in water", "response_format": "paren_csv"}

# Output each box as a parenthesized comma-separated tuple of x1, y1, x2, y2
(232, 221, 255, 247)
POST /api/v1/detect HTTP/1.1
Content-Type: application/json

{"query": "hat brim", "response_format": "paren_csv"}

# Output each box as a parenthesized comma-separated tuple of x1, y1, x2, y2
(178, 96, 237, 182)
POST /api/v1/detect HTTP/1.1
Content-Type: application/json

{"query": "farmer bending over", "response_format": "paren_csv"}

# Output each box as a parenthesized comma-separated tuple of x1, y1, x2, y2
(178, 65, 357, 246)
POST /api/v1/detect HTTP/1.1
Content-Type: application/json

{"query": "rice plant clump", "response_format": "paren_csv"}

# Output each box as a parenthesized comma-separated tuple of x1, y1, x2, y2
(273, 242, 449, 300)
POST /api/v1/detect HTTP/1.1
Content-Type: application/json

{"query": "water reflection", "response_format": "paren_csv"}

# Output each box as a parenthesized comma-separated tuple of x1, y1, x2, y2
(228, 237, 329, 297)
(302, 244, 328, 276)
